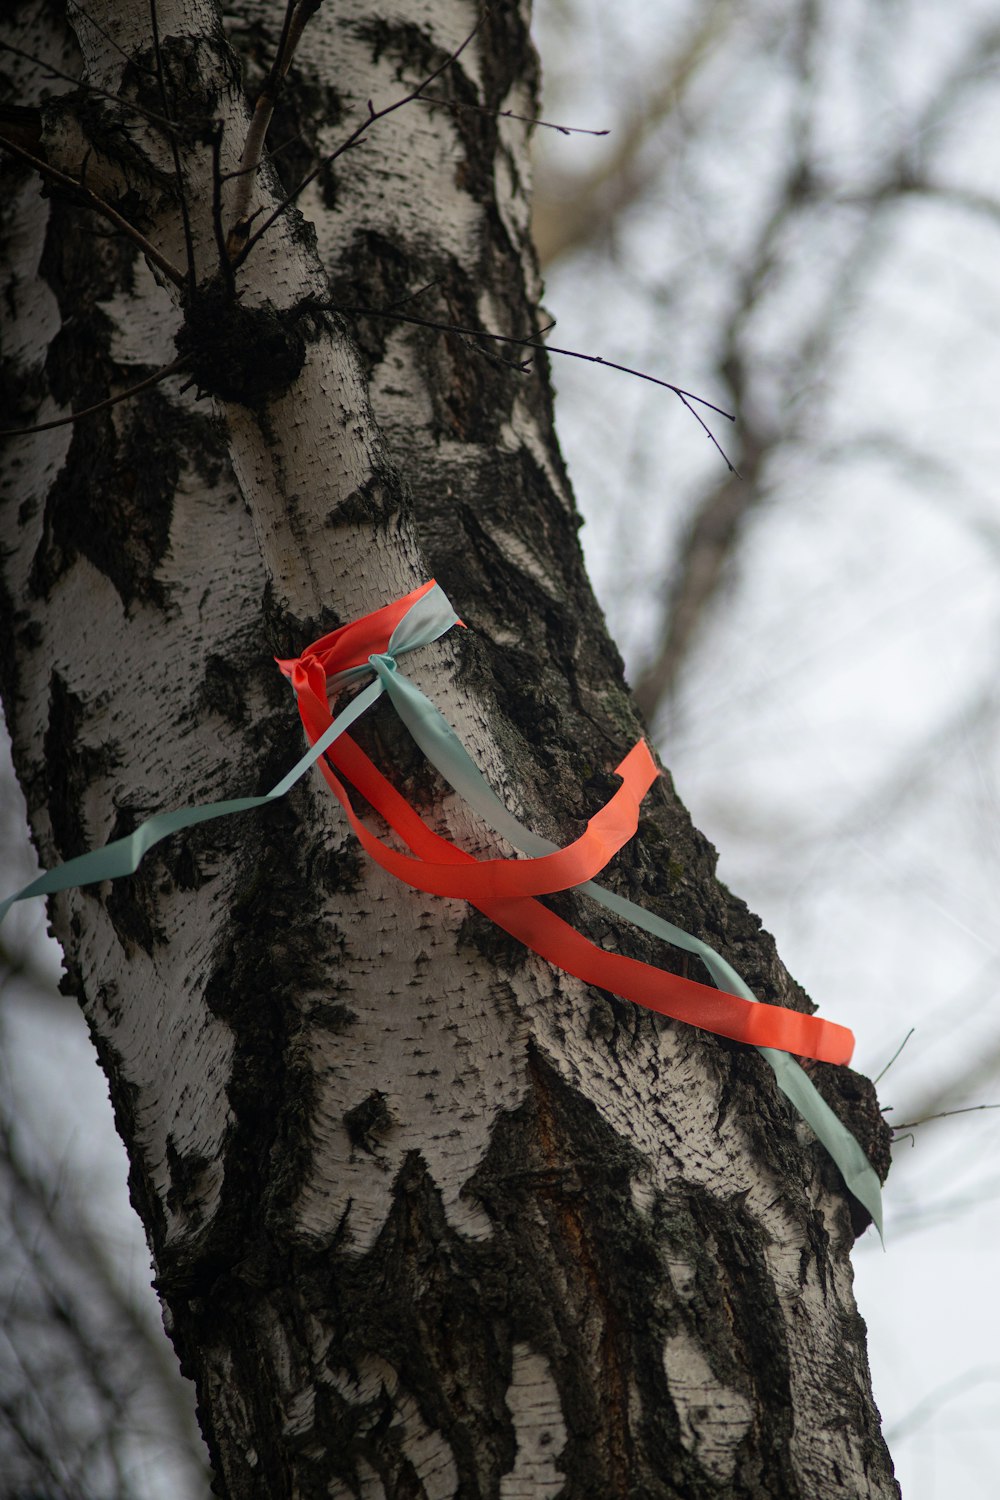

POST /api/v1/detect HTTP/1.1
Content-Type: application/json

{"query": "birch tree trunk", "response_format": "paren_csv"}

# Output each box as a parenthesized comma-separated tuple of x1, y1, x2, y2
(0, 2, 899, 1496)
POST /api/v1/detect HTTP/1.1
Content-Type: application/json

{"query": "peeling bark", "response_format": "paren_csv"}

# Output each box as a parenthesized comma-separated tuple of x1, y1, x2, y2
(0, 1, 898, 1496)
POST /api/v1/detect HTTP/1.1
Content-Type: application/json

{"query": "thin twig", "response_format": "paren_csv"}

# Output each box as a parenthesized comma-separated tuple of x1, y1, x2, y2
(0, 359, 186, 438)
(412, 92, 609, 137)
(149, 0, 196, 293)
(344, 305, 733, 418)
(341, 302, 739, 470)
(67, 0, 160, 77)
(266, 0, 300, 99)
(232, 16, 485, 270)
(225, 0, 303, 252)
(0, 41, 178, 133)
(210, 123, 233, 294)
(873, 1026, 915, 1084)
(885, 1365, 1000, 1444)
(674, 392, 740, 475)
(383, 278, 442, 311)
(893, 1102, 1000, 1132)
(0, 133, 186, 287)
(457, 334, 532, 373)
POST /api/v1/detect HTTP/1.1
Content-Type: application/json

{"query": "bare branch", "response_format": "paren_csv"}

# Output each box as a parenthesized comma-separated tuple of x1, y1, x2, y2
(232, 15, 485, 269)
(885, 1367, 1000, 1445)
(225, 0, 321, 255)
(0, 132, 186, 287)
(532, 0, 735, 266)
(631, 455, 761, 723)
(344, 303, 733, 416)
(873, 1028, 915, 1084)
(341, 302, 738, 469)
(0, 359, 187, 439)
(412, 92, 609, 137)
(893, 1102, 1000, 1132)
(149, 0, 197, 293)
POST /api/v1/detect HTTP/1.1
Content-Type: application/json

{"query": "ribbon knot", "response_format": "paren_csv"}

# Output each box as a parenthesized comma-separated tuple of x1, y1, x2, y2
(284, 652, 325, 696)
(369, 651, 398, 678)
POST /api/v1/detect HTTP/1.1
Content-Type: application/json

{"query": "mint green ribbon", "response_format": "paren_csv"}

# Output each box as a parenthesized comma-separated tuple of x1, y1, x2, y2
(0, 588, 458, 928)
(1, 582, 881, 1235)
(369, 616, 884, 1238)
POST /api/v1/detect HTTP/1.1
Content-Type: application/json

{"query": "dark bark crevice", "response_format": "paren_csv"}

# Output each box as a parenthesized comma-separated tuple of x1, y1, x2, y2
(164, 1045, 860, 1498)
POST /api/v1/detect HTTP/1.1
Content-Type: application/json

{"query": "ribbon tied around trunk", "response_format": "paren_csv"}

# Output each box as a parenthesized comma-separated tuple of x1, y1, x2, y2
(1, 578, 883, 1235)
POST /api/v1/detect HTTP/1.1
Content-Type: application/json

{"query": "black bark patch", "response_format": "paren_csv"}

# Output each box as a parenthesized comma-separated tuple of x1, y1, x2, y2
(470, 1052, 695, 1500)
(299, 995, 357, 1034)
(126, 30, 238, 140)
(166, 1137, 216, 1224)
(354, 17, 440, 73)
(0, 346, 49, 426)
(329, 471, 407, 528)
(157, 809, 334, 1297)
(326, 230, 420, 367)
(198, 651, 251, 727)
(311, 837, 365, 900)
(672, 1186, 801, 1498)
(175, 282, 306, 408)
(28, 384, 191, 608)
(99, 798, 177, 955)
(39, 192, 139, 310)
(344, 1090, 396, 1157)
(457, 906, 531, 975)
(326, 1151, 516, 1499)
(269, 78, 344, 208)
(43, 671, 119, 862)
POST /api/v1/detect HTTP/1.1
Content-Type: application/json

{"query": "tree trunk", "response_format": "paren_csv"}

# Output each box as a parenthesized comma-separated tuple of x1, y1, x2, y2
(0, 2, 898, 1496)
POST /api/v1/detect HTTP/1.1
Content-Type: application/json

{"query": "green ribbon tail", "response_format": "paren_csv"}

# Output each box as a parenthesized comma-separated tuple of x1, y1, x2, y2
(372, 653, 884, 1239)
(0, 582, 460, 930)
(0, 677, 385, 928)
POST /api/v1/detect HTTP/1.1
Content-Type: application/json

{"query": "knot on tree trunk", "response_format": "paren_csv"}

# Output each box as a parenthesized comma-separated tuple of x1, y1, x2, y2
(175, 282, 306, 407)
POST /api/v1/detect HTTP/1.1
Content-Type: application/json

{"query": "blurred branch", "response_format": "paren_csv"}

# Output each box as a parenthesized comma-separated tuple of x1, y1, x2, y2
(532, 0, 735, 267)
(885, 1365, 1000, 1444)
(0, 1023, 210, 1493)
(631, 446, 764, 722)
(632, 161, 1000, 723)
(537, 0, 1000, 728)
(0, 130, 187, 288)
(0, 939, 64, 1008)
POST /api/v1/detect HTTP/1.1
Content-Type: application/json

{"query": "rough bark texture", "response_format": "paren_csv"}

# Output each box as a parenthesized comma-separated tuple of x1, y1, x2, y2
(0, 2, 897, 1497)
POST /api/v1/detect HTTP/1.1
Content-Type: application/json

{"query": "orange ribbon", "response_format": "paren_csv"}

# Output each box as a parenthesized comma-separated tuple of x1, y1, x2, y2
(279, 582, 854, 1065)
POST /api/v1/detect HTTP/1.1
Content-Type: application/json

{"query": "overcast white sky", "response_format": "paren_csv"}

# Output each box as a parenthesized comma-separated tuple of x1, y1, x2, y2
(534, 1, 1000, 1494)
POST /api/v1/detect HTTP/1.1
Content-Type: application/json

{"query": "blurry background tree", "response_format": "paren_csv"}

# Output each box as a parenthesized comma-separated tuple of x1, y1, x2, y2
(532, 1, 1000, 1496)
(1, 829, 210, 1500)
(2, 0, 1000, 1495)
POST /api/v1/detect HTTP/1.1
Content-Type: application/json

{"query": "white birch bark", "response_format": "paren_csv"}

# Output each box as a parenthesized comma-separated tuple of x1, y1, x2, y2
(0, 1, 898, 1495)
